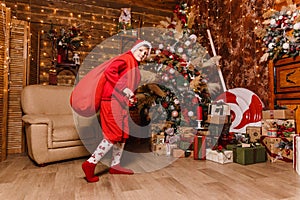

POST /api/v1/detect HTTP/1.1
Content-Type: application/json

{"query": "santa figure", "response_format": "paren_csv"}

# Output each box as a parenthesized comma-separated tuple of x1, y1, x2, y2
(70, 40, 152, 182)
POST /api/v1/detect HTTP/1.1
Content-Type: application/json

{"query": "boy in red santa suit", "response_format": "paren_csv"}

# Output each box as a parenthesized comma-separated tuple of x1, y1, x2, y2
(79, 40, 152, 183)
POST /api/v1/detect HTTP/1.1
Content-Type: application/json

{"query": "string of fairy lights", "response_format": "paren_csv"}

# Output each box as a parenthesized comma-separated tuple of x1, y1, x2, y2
(197, 0, 274, 87)
(2, 0, 285, 85)
(1, 2, 10, 91)
(7, 2, 151, 58)
(216, 0, 220, 54)
(229, 0, 233, 83)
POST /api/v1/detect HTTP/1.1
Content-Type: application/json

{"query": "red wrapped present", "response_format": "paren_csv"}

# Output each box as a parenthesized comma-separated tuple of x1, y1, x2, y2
(194, 135, 206, 160)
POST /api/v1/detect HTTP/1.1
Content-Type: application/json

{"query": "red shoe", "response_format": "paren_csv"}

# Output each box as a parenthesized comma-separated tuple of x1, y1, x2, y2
(109, 164, 134, 175)
(82, 161, 99, 183)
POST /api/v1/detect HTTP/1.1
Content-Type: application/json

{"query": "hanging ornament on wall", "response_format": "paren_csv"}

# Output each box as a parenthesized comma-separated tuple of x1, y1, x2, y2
(117, 8, 132, 32)
(73, 53, 80, 65)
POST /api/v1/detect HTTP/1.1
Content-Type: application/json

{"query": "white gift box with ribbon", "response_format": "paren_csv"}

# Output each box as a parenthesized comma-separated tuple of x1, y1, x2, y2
(206, 148, 233, 164)
(293, 135, 300, 175)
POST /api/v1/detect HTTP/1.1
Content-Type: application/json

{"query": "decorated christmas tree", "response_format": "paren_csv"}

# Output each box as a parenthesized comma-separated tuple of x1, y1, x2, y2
(134, 1, 222, 135)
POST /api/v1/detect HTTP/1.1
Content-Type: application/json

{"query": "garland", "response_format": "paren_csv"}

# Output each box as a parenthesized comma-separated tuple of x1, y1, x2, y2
(255, 4, 300, 61)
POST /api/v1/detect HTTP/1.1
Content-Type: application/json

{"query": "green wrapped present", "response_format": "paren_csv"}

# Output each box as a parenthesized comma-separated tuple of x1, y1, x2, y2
(233, 146, 266, 165)
(226, 144, 237, 150)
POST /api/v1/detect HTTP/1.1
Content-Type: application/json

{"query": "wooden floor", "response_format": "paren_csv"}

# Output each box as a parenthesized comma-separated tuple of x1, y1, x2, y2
(1, 152, 300, 200)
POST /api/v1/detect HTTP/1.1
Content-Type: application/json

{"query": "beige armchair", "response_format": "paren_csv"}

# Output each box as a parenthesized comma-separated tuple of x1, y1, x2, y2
(21, 84, 98, 165)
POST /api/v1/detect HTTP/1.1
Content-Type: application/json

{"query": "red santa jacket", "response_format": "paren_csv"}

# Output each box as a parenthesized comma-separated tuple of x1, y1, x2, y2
(101, 57, 141, 105)
(70, 51, 140, 117)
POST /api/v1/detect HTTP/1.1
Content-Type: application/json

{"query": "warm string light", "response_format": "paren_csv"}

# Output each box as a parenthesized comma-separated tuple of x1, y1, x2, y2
(7, 2, 130, 84)
(229, 0, 233, 78)
(240, 2, 245, 53)
(254, 16, 260, 78)
(206, 0, 210, 25)
(12, 2, 147, 71)
(1, 4, 11, 91)
(241, 0, 247, 85)
(229, 0, 232, 52)
(15, 4, 120, 38)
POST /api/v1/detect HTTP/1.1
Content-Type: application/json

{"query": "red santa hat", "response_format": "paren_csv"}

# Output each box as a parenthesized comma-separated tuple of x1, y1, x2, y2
(130, 39, 152, 56)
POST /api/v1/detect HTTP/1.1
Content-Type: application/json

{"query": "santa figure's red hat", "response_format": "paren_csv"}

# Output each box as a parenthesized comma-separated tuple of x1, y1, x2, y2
(130, 39, 152, 56)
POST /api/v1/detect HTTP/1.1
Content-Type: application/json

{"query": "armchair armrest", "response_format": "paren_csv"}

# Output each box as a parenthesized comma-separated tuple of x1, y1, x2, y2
(22, 114, 52, 125)
(22, 114, 54, 148)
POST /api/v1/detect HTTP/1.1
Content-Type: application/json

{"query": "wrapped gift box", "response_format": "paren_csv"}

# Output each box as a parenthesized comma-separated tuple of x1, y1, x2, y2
(185, 150, 194, 158)
(172, 148, 185, 158)
(293, 135, 300, 175)
(206, 115, 231, 124)
(196, 129, 210, 136)
(205, 136, 219, 149)
(151, 134, 165, 144)
(194, 135, 206, 160)
(152, 143, 167, 156)
(179, 133, 194, 150)
(267, 144, 293, 163)
(206, 149, 233, 164)
(179, 140, 193, 150)
(208, 103, 231, 116)
(262, 109, 294, 119)
(178, 126, 196, 134)
(152, 143, 177, 156)
(261, 136, 293, 163)
(208, 123, 231, 136)
(261, 119, 295, 137)
(226, 144, 237, 150)
(150, 123, 165, 135)
(151, 133, 165, 155)
(246, 126, 262, 143)
(180, 133, 194, 142)
(233, 146, 266, 165)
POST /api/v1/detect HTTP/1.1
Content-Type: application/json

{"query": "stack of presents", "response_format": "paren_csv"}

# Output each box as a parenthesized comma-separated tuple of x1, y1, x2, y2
(150, 102, 300, 170)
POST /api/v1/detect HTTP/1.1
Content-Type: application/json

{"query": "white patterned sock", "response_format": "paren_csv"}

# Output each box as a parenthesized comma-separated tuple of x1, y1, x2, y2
(111, 143, 125, 166)
(87, 139, 113, 164)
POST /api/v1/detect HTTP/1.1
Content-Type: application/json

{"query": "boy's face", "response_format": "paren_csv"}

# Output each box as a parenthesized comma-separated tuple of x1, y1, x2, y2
(133, 46, 149, 62)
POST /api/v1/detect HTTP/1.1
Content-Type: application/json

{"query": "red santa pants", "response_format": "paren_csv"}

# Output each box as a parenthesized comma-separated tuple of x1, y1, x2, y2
(100, 99, 129, 144)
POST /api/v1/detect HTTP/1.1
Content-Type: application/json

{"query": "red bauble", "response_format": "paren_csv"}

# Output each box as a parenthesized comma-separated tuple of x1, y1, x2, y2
(192, 97, 198, 104)
(162, 102, 169, 108)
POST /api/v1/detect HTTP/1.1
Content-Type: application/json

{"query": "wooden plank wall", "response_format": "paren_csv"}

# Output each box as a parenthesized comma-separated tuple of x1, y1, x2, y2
(0, 4, 11, 161)
(3, 0, 177, 85)
(7, 19, 30, 154)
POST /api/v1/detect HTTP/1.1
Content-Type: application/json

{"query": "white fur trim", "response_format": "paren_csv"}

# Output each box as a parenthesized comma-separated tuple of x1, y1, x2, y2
(130, 40, 152, 55)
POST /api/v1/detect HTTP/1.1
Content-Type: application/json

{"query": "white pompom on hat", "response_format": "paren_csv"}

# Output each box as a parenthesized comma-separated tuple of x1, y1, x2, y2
(130, 39, 152, 56)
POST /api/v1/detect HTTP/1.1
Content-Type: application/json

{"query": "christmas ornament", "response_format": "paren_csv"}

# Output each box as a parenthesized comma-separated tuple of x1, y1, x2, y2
(172, 110, 179, 117)
(188, 111, 194, 117)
